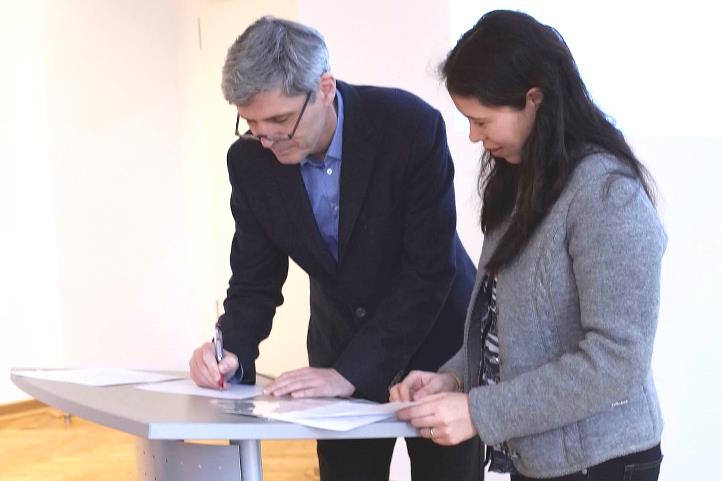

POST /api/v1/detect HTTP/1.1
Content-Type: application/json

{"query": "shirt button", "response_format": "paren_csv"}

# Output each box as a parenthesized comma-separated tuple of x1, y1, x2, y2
(354, 307, 367, 319)
(326, 168, 333, 175)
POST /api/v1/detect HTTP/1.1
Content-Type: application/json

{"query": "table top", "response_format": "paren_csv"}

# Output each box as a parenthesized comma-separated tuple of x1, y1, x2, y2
(11, 371, 418, 441)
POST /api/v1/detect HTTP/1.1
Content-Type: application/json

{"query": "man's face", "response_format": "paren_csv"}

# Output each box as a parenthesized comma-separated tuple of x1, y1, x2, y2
(237, 88, 325, 165)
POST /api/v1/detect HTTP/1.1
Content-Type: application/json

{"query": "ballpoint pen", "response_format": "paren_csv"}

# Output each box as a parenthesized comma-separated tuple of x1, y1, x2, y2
(213, 301, 224, 389)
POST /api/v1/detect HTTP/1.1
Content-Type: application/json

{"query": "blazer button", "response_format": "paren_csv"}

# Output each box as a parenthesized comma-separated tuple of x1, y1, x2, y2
(354, 307, 367, 319)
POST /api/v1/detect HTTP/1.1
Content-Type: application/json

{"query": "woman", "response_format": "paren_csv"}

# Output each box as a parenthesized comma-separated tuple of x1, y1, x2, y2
(391, 10, 666, 481)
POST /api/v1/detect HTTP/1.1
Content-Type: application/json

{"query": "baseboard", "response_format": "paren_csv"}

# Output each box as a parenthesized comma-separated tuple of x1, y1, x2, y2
(0, 399, 46, 417)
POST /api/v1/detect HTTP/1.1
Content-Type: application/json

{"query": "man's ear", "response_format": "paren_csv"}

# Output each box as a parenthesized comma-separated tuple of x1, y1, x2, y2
(318, 73, 336, 106)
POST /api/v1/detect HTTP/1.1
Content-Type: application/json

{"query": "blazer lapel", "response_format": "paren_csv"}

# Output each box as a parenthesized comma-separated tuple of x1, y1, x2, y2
(337, 82, 376, 262)
(275, 163, 337, 275)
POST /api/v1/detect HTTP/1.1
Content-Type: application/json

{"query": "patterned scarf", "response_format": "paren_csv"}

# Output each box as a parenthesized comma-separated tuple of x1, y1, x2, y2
(478, 272, 516, 474)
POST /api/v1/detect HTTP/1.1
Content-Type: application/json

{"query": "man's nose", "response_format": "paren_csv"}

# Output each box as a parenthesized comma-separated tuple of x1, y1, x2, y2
(259, 136, 276, 148)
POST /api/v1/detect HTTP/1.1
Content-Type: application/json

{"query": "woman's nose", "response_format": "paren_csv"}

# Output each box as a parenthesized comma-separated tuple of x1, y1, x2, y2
(469, 127, 485, 143)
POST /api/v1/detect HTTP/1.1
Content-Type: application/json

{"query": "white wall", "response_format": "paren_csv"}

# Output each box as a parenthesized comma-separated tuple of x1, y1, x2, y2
(0, 0, 63, 402)
(40, 0, 214, 368)
(1, 0, 219, 401)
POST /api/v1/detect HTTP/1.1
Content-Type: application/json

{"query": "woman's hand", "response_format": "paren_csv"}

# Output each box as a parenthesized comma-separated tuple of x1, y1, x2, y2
(389, 370, 459, 402)
(396, 392, 478, 446)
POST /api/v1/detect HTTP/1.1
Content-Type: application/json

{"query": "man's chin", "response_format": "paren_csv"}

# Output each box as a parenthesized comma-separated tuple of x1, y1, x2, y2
(273, 150, 304, 165)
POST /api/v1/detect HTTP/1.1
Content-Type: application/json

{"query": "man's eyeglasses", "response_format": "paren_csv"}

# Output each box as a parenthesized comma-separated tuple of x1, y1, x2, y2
(235, 91, 312, 142)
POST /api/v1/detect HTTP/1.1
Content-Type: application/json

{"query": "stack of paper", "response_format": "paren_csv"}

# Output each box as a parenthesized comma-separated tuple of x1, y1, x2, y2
(12, 368, 185, 386)
(213, 396, 416, 431)
(136, 378, 263, 400)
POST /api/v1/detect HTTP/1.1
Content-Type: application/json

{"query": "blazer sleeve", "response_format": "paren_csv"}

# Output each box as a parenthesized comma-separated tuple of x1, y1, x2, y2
(218, 151, 289, 383)
(332, 110, 460, 401)
(467, 172, 667, 445)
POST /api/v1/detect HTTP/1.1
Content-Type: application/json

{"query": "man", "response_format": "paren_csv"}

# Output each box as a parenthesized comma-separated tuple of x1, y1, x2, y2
(189, 16, 480, 481)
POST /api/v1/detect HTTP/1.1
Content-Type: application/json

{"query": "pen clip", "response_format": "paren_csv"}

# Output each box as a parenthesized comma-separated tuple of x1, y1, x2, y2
(214, 325, 224, 363)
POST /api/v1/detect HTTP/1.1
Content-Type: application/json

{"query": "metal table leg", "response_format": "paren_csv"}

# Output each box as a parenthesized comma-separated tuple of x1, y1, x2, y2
(233, 439, 263, 481)
(136, 438, 249, 480)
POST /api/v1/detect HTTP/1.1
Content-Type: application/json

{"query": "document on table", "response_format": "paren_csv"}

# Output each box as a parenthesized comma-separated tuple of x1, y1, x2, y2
(136, 378, 264, 400)
(213, 396, 418, 431)
(11, 368, 185, 386)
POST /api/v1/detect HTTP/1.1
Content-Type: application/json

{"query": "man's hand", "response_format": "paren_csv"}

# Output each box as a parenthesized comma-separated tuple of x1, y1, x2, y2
(395, 392, 477, 446)
(264, 367, 355, 398)
(389, 370, 458, 402)
(189, 342, 239, 389)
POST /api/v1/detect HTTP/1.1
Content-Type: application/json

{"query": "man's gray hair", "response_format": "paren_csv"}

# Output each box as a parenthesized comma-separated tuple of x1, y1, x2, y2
(221, 16, 330, 105)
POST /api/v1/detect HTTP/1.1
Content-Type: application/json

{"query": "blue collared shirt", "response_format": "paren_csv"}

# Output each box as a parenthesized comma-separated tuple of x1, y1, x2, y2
(300, 91, 344, 262)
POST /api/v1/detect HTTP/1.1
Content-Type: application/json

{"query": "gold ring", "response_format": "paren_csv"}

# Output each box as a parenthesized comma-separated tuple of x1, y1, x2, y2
(429, 427, 435, 439)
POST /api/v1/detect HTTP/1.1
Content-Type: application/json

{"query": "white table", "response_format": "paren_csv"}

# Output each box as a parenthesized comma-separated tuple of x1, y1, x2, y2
(11, 371, 418, 481)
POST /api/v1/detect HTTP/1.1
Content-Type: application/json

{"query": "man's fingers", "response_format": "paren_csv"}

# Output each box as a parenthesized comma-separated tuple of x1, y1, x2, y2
(190, 354, 217, 388)
(266, 375, 320, 396)
(263, 368, 353, 398)
(201, 348, 225, 387)
(264, 375, 295, 393)
(218, 353, 238, 378)
(264, 373, 300, 392)
(188, 343, 229, 389)
(290, 387, 322, 398)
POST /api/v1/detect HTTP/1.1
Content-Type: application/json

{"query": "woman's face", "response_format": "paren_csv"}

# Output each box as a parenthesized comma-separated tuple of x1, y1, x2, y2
(450, 89, 542, 164)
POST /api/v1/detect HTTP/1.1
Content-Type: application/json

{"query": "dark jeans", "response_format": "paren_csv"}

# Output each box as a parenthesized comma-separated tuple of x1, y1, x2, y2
(510, 444, 662, 481)
(317, 436, 482, 481)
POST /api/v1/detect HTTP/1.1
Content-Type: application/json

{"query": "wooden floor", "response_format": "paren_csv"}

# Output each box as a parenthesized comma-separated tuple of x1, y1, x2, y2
(0, 405, 320, 481)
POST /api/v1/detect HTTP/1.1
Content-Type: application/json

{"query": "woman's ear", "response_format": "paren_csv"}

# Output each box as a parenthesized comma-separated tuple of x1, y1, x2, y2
(527, 87, 544, 110)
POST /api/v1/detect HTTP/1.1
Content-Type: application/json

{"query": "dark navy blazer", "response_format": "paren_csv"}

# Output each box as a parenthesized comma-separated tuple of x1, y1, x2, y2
(219, 81, 475, 402)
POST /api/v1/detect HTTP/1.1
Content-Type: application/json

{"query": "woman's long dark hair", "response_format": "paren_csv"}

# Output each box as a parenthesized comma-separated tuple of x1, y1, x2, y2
(442, 10, 655, 271)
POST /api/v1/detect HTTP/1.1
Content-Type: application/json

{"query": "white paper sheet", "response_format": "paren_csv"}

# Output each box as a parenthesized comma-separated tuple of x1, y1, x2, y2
(136, 378, 264, 400)
(266, 412, 394, 431)
(12, 368, 185, 386)
(214, 396, 418, 431)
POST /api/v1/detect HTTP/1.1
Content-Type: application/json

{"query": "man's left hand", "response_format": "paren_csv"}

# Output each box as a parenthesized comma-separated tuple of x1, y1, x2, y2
(264, 367, 355, 398)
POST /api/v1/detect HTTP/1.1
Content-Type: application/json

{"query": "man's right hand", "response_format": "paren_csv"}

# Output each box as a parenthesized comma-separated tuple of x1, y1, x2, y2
(189, 342, 239, 389)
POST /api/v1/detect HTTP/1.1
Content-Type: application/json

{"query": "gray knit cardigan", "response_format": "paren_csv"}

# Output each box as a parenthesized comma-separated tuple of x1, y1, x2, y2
(442, 152, 666, 477)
